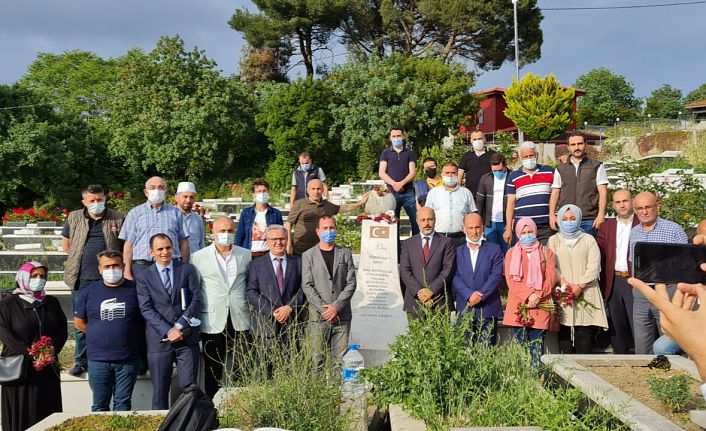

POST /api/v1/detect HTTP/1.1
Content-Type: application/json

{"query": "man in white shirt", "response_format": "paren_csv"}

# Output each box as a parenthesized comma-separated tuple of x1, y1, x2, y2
(549, 132, 609, 235)
(475, 153, 510, 254)
(424, 162, 478, 247)
(597, 190, 638, 354)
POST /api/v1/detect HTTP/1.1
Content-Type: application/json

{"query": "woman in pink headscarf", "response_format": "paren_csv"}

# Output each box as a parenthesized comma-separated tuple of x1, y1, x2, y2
(0, 262, 67, 431)
(503, 218, 557, 363)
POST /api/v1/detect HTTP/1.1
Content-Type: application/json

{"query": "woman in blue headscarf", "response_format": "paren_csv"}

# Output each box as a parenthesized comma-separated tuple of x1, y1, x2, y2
(547, 204, 608, 354)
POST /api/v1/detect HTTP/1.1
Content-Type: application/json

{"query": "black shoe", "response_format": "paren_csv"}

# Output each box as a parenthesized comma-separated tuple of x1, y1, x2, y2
(138, 362, 148, 376)
(68, 364, 87, 377)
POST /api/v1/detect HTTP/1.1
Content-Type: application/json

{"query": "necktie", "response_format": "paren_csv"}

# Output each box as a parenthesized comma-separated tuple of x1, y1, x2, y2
(275, 258, 284, 295)
(163, 267, 173, 295)
(423, 237, 430, 262)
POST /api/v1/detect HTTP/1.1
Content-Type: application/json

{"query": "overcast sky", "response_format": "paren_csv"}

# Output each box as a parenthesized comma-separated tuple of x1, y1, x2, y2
(1, 0, 704, 99)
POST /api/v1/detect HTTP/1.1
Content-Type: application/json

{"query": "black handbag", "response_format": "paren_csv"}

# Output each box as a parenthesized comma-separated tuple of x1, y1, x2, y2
(0, 355, 27, 384)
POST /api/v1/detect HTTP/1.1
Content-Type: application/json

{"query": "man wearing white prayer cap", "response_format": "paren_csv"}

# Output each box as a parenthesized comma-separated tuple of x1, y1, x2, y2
(175, 181, 205, 253)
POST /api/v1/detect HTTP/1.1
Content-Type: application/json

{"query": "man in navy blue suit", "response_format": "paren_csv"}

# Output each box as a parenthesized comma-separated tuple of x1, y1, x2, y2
(136, 233, 202, 409)
(452, 213, 504, 346)
(246, 225, 305, 348)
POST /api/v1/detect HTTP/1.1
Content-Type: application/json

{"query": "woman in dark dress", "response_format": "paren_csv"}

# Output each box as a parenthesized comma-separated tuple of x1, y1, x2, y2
(0, 262, 67, 431)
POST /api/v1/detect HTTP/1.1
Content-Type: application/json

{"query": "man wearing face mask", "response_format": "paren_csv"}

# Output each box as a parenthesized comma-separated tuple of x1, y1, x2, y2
(289, 152, 328, 209)
(423, 162, 478, 247)
(379, 126, 420, 236)
(73, 250, 145, 411)
(191, 216, 252, 399)
(119, 176, 190, 281)
(174, 181, 205, 254)
(475, 153, 511, 254)
(452, 213, 504, 346)
(236, 179, 284, 258)
(62, 184, 125, 377)
(503, 141, 555, 245)
(413, 157, 442, 208)
(457, 130, 498, 196)
(301, 215, 357, 367)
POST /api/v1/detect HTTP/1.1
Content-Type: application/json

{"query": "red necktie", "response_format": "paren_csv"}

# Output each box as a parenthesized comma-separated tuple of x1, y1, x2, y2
(276, 258, 284, 295)
(423, 237, 430, 262)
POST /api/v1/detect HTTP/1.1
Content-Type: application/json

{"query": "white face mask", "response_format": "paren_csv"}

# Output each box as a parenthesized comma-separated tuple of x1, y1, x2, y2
(102, 269, 123, 284)
(466, 236, 483, 246)
(87, 201, 105, 215)
(215, 232, 235, 246)
(254, 192, 270, 204)
(147, 189, 165, 204)
(442, 175, 458, 187)
(522, 158, 537, 170)
(28, 278, 46, 292)
(472, 139, 485, 151)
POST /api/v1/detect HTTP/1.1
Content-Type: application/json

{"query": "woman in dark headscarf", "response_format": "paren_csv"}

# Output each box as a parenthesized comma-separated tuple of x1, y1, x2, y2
(0, 262, 67, 431)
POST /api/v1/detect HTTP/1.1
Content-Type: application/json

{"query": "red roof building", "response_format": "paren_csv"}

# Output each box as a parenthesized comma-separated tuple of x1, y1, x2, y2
(684, 99, 706, 121)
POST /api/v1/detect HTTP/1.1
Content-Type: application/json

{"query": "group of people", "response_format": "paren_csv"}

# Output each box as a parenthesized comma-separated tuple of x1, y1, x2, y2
(0, 126, 703, 431)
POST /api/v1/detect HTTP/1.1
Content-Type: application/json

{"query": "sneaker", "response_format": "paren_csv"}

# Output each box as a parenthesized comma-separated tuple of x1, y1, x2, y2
(68, 364, 87, 377)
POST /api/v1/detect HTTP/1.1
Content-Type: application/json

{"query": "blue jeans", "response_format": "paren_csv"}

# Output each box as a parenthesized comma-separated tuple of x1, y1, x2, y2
(484, 221, 508, 254)
(88, 358, 140, 411)
(392, 189, 419, 236)
(580, 219, 595, 236)
(653, 335, 682, 355)
(512, 327, 546, 365)
(71, 279, 100, 368)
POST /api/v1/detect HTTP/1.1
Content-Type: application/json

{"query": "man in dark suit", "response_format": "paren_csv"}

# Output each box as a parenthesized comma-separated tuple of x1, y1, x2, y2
(399, 207, 455, 319)
(136, 233, 202, 409)
(597, 189, 638, 354)
(452, 213, 504, 346)
(246, 224, 305, 348)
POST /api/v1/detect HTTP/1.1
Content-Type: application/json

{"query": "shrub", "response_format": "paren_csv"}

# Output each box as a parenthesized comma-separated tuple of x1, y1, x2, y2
(646, 374, 693, 413)
(361, 309, 627, 430)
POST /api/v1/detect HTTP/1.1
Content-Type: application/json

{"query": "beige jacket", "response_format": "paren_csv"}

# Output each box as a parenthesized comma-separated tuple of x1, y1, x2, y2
(547, 233, 608, 329)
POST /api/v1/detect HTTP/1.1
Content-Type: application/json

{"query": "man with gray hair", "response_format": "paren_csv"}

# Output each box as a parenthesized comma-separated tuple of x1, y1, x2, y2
(62, 184, 125, 377)
(246, 224, 304, 347)
(503, 141, 555, 244)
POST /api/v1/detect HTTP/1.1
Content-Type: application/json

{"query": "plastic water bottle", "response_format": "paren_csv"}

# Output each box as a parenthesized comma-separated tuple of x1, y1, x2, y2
(341, 344, 365, 398)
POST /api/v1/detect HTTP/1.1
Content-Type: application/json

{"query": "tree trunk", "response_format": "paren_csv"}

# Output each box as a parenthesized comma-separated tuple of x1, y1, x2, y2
(296, 28, 314, 77)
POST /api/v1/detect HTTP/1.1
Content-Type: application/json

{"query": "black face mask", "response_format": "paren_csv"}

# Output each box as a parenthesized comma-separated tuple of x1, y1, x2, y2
(424, 168, 437, 178)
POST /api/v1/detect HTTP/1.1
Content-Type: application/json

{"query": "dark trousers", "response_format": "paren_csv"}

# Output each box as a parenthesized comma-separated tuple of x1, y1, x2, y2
(148, 344, 199, 410)
(558, 325, 595, 354)
(466, 317, 498, 347)
(607, 276, 634, 354)
(71, 279, 100, 368)
(392, 189, 419, 236)
(130, 261, 154, 280)
(201, 316, 252, 399)
(512, 327, 546, 365)
(88, 358, 139, 411)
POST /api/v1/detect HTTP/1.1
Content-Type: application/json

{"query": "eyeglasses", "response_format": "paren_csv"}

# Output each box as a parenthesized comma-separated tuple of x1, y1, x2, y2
(268, 238, 287, 242)
(634, 205, 657, 212)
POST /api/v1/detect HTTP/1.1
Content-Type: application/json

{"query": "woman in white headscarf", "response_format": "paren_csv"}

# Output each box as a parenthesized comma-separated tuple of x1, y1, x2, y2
(548, 204, 608, 354)
(0, 262, 67, 431)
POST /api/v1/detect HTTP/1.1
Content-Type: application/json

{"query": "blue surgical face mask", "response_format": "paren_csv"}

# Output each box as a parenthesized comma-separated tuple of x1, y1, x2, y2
(28, 278, 46, 292)
(442, 175, 458, 187)
(560, 220, 579, 233)
(492, 170, 505, 180)
(321, 230, 337, 244)
(522, 158, 537, 170)
(87, 201, 105, 215)
(300, 163, 312, 171)
(391, 137, 404, 148)
(519, 233, 537, 247)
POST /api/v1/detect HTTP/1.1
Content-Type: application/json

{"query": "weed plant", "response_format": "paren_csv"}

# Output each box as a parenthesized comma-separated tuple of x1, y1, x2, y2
(646, 374, 693, 413)
(361, 309, 628, 431)
(217, 319, 354, 431)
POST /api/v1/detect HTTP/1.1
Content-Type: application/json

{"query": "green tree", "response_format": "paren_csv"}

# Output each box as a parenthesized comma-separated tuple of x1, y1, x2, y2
(573, 67, 641, 126)
(327, 55, 477, 178)
(684, 83, 706, 104)
(341, 0, 543, 69)
(256, 79, 356, 191)
(644, 84, 683, 119)
(106, 36, 260, 181)
(229, 0, 349, 77)
(503, 73, 574, 142)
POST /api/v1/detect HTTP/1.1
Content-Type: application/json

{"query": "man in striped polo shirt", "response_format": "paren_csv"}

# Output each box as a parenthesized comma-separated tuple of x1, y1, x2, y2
(502, 141, 555, 245)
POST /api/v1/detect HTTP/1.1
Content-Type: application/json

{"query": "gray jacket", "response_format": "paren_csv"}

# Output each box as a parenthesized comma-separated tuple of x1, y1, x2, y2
(301, 244, 357, 321)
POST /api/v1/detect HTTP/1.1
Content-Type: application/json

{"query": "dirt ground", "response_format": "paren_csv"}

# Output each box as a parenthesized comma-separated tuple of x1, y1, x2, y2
(579, 359, 705, 431)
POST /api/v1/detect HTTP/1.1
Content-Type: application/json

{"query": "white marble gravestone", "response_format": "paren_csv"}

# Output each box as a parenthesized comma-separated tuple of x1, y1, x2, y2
(350, 220, 408, 365)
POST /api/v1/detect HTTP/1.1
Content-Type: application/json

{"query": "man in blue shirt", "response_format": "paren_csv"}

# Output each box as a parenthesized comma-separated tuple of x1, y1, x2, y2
(74, 250, 145, 411)
(119, 176, 189, 281)
(379, 126, 419, 236)
(629, 191, 688, 354)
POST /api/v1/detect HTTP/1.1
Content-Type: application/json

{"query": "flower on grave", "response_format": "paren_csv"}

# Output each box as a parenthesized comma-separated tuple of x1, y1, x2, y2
(372, 185, 390, 196)
(27, 336, 55, 371)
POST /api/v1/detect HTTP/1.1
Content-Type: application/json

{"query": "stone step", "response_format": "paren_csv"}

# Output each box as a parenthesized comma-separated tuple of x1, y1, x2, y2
(0, 226, 63, 236)
(1, 234, 63, 251)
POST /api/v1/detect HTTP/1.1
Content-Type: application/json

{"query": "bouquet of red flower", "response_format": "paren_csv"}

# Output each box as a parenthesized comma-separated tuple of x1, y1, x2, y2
(552, 284, 597, 310)
(514, 300, 555, 327)
(27, 336, 55, 371)
(355, 210, 398, 225)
